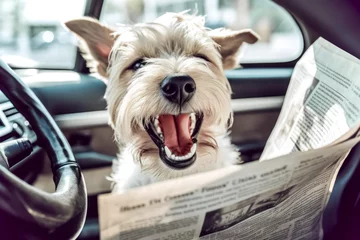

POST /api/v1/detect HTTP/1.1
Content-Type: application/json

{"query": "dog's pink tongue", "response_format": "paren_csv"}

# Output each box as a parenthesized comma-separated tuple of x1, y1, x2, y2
(159, 114, 192, 155)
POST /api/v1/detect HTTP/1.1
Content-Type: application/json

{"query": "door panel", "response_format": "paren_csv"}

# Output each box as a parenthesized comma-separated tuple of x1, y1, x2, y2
(33, 166, 112, 194)
(228, 68, 292, 98)
(20, 71, 107, 115)
(227, 68, 291, 161)
(33, 124, 116, 194)
(232, 110, 281, 144)
(27, 67, 291, 194)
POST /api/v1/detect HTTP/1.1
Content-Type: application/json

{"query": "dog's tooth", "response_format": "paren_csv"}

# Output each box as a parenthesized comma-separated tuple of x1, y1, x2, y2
(190, 113, 196, 122)
(190, 144, 197, 154)
(171, 154, 176, 160)
(154, 119, 159, 127)
(165, 147, 172, 157)
(159, 133, 163, 139)
(156, 126, 162, 134)
(190, 114, 196, 135)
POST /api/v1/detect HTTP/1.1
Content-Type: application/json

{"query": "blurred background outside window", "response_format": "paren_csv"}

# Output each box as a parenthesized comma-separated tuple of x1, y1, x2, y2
(0, 0, 303, 69)
(0, 0, 86, 68)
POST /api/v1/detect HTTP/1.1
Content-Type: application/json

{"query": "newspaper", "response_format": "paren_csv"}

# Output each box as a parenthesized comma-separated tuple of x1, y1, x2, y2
(260, 37, 360, 160)
(99, 137, 358, 240)
(98, 38, 360, 240)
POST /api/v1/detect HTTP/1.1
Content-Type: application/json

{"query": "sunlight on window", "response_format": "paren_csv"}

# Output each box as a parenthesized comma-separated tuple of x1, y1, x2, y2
(101, 0, 303, 64)
(0, 0, 86, 68)
(0, 0, 303, 69)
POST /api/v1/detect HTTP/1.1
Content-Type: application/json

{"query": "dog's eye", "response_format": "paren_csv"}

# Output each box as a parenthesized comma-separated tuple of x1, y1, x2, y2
(130, 59, 146, 71)
(194, 54, 210, 62)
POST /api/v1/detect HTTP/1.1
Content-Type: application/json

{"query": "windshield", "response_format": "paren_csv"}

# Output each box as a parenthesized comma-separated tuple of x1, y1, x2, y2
(101, 0, 303, 64)
(0, 0, 86, 69)
(0, 0, 303, 69)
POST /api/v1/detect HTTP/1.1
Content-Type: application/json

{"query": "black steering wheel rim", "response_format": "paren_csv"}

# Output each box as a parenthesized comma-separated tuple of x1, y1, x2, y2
(0, 60, 87, 239)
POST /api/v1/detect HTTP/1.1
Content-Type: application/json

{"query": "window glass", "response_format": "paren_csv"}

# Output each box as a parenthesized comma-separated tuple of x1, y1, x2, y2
(101, 0, 303, 63)
(0, 0, 86, 68)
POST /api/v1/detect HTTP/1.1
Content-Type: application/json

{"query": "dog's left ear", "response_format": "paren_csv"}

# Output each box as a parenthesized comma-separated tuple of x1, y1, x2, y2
(64, 17, 116, 77)
(209, 29, 260, 69)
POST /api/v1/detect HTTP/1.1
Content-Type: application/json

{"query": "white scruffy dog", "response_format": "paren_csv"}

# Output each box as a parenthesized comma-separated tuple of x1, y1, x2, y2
(65, 11, 259, 192)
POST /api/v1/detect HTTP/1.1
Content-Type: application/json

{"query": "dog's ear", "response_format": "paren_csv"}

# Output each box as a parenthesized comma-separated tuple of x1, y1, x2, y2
(209, 29, 260, 69)
(64, 17, 116, 77)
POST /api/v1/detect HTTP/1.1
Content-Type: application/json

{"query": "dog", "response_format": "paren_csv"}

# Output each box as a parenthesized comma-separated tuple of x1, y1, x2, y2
(65, 11, 259, 193)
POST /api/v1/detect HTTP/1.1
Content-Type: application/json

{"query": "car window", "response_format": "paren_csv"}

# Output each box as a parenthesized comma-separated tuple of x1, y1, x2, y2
(0, 0, 86, 69)
(100, 0, 303, 64)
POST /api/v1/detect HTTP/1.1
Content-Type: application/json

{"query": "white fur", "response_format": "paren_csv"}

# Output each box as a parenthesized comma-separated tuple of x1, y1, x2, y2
(108, 135, 239, 193)
(65, 11, 259, 193)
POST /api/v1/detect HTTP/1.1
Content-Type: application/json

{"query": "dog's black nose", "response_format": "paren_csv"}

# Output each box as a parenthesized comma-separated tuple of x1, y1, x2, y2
(161, 75, 196, 105)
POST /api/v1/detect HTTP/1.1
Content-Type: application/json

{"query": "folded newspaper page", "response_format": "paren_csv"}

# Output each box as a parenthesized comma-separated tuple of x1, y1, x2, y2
(99, 137, 359, 240)
(98, 38, 360, 240)
(260, 37, 360, 160)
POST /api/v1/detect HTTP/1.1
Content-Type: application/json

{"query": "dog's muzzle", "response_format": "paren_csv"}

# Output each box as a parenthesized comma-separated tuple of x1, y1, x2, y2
(144, 112, 203, 169)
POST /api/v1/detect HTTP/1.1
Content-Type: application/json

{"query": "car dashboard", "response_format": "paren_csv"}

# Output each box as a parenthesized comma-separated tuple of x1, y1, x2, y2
(0, 100, 37, 143)
(0, 93, 44, 184)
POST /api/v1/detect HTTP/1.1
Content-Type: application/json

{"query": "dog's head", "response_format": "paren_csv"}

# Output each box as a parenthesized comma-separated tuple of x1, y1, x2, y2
(65, 12, 259, 179)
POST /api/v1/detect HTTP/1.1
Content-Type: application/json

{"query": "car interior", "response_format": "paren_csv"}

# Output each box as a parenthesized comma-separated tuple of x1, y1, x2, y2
(0, 0, 359, 239)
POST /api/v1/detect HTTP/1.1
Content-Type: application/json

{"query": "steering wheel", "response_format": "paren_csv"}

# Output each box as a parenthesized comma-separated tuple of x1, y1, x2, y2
(0, 59, 87, 239)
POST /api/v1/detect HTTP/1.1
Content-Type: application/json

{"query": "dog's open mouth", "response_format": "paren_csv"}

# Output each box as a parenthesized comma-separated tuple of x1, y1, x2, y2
(144, 112, 203, 169)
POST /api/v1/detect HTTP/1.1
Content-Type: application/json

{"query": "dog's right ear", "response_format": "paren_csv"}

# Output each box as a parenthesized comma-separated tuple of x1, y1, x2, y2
(64, 17, 116, 77)
(209, 28, 260, 70)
